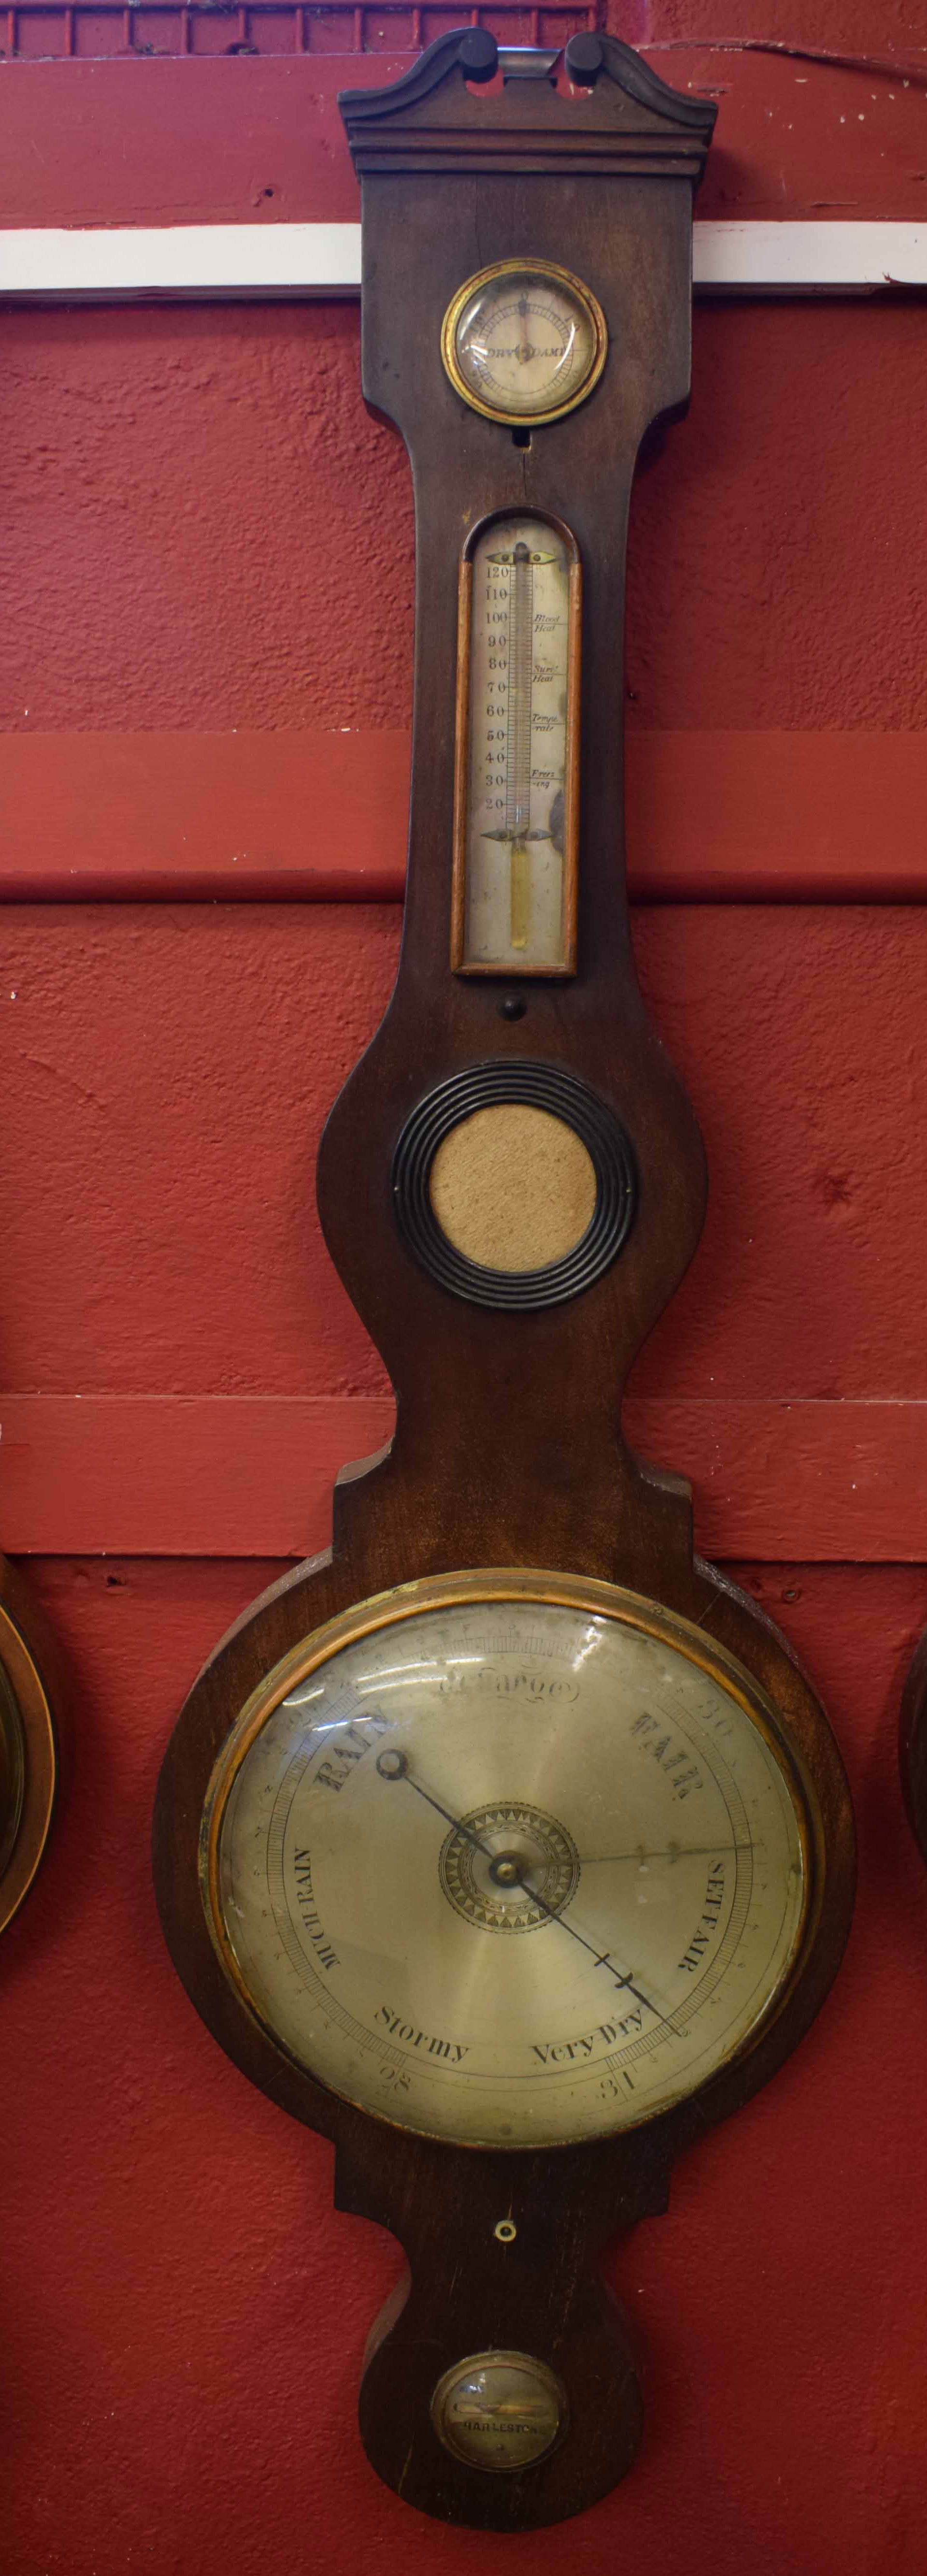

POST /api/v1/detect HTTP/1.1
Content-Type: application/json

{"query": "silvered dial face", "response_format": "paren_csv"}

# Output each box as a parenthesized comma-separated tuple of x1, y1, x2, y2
(443, 264, 606, 424)
(204, 1578, 811, 2151)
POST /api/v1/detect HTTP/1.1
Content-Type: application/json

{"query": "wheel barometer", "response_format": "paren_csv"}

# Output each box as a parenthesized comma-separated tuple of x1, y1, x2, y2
(154, 30, 855, 2530)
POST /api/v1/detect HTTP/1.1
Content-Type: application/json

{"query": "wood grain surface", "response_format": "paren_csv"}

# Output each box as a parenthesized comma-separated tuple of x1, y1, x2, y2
(1, 47, 926, 230)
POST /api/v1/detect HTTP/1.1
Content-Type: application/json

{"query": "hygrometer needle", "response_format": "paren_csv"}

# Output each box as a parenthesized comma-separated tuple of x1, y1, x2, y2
(376, 1747, 662, 2021)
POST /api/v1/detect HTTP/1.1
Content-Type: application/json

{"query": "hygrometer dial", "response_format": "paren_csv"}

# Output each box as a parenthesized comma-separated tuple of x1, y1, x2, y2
(202, 1573, 815, 2152)
(442, 261, 608, 426)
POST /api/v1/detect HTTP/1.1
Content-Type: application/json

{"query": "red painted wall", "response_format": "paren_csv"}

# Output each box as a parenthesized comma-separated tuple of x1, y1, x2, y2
(6, 297, 927, 737)
(4, 13, 927, 2572)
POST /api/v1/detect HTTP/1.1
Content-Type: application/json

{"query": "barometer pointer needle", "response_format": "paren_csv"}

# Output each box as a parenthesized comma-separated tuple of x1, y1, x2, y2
(375, 1748, 661, 2021)
(377, 1749, 495, 1861)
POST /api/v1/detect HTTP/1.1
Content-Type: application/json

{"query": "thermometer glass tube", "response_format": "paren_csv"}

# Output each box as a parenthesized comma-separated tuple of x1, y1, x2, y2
(452, 514, 580, 976)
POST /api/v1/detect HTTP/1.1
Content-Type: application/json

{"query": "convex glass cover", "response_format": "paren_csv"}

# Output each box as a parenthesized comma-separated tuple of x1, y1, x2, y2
(203, 1574, 814, 2150)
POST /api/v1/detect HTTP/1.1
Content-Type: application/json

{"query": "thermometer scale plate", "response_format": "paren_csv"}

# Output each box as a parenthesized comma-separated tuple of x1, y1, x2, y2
(451, 514, 580, 975)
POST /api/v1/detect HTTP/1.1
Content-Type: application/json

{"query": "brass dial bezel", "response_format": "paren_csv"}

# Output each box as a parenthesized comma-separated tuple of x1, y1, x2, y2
(200, 1568, 822, 2147)
(441, 260, 608, 428)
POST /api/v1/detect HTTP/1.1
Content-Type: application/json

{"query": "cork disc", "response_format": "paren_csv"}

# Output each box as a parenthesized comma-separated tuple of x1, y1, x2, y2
(428, 1104, 598, 1274)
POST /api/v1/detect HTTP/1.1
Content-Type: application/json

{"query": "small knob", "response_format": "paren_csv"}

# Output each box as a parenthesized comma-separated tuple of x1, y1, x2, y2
(565, 32, 604, 85)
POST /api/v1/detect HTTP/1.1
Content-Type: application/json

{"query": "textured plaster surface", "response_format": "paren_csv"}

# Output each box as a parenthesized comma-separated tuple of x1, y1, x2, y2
(4, 14, 927, 2570)
(0, 902, 925, 1404)
(4, 300, 927, 735)
(4, 1555, 927, 2575)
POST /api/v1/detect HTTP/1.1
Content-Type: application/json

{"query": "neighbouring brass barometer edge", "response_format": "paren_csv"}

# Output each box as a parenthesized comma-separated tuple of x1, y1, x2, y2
(0, 1598, 57, 1936)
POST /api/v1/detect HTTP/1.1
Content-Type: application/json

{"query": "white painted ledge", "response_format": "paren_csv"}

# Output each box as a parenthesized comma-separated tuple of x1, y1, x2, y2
(0, 221, 363, 300)
(695, 220, 927, 293)
(1, 220, 927, 302)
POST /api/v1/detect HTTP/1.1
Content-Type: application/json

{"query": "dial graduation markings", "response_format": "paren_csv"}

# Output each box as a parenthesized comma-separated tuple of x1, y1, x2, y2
(464, 291, 581, 404)
(210, 1590, 808, 2150)
(288, 1776, 734, 2108)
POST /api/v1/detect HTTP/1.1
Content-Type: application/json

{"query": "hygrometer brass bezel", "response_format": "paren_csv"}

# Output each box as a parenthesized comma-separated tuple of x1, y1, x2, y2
(441, 259, 609, 428)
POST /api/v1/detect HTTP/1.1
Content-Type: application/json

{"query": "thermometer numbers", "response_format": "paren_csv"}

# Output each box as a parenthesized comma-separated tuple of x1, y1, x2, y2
(484, 572, 510, 806)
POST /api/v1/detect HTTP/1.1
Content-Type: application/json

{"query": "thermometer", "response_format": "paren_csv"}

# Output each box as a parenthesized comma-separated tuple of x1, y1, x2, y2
(452, 513, 580, 976)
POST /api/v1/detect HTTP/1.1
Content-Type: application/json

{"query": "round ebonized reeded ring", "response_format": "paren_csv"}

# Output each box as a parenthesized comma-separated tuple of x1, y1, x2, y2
(391, 1061, 637, 1311)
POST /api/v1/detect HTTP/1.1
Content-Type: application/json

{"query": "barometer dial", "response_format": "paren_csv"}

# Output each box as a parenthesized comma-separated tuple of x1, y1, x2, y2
(442, 261, 608, 425)
(203, 1575, 814, 2152)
